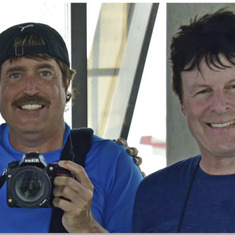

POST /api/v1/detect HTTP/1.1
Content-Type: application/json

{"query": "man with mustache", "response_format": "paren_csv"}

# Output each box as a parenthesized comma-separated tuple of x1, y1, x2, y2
(0, 22, 143, 233)
(133, 9, 235, 233)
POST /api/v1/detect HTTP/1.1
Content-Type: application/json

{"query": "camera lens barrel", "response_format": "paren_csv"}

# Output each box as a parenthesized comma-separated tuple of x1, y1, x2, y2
(7, 165, 52, 208)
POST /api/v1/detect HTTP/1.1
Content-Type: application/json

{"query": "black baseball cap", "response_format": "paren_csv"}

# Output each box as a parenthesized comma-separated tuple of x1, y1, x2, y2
(0, 22, 70, 67)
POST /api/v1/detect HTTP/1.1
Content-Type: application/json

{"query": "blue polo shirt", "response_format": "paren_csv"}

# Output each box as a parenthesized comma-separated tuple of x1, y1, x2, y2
(0, 123, 143, 232)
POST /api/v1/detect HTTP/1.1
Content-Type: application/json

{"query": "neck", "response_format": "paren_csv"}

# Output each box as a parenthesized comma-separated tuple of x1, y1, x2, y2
(9, 125, 65, 153)
(200, 154, 235, 175)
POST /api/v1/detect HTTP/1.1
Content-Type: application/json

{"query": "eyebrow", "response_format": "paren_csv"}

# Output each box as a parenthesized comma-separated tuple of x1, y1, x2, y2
(5, 66, 24, 73)
(191, 78, 235, 89)
(226, 78, 235, 84)
(4, 63, 56, 75)
(37, 63, 56, 71)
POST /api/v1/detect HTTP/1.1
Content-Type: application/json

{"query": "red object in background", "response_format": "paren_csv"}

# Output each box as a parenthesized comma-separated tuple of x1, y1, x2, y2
(140, 136, 166, 149)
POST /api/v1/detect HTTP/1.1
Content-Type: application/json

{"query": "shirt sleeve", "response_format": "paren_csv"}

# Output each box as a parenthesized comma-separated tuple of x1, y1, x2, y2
(85, 137, 144, 232)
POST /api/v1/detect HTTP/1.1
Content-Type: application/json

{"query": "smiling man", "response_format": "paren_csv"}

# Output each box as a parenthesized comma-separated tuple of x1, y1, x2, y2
(181, 55, 235, 174)
(0, 22, 143, 233)
(0, 58, 67, 152)
(133, 9, 235, 233)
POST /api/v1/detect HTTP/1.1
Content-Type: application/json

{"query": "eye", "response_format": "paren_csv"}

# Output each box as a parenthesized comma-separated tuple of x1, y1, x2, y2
(39, 70, 53, 79)
(226, 84, 235, 94)
(229, 84, 235, 89)
(195, 88, 210, 95)
(10, 73, 21, 79)
(40, 71, 51, 76)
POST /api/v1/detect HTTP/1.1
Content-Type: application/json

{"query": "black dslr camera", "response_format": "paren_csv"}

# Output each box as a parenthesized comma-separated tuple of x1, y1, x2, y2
(7, 152, 73, 208)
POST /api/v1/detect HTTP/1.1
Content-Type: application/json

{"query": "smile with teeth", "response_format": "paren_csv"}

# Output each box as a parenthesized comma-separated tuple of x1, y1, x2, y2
(209, 120, 235, 128)
(20, 104, 43, 110)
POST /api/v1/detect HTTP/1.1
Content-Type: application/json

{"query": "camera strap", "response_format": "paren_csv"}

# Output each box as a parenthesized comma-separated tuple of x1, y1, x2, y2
(49, 127, 94, 233)
(0, 169, 7, 190)
(60, 127, 94, 165)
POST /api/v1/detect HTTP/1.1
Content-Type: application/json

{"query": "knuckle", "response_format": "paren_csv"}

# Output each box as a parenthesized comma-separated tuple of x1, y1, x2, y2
(128, 147, 138, 156)
(117, 137, 128, 147)
(85, 189, 94, 202)
(134, 156, 142, 165)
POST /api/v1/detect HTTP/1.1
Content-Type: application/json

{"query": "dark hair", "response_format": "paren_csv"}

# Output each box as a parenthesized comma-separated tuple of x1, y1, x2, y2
(5, 33, 76, 103)
(170, 9, 235, 103)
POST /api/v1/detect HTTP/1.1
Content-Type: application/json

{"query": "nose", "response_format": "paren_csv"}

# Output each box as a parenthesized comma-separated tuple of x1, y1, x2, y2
(24, 75, 39, 95)
(210, 91, 230, 114)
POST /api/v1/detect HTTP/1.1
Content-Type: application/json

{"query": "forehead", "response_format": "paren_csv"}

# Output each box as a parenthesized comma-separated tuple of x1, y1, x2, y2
(1, 56, 60, 71)
(181, 55, 235, 84)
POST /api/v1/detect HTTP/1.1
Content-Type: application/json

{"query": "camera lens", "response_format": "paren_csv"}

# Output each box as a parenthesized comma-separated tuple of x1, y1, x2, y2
(9, 166, 51, 208)
(16, 171, 44, 202)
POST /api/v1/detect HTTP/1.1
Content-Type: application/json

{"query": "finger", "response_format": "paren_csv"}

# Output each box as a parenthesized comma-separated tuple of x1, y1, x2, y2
(53, 182, 77, 200)
(127, 147, 138, 156)
(133, 156, 142, 166)
(53, 195, 79, 212)
(53, 176, 93, 203)
(116, 137, 128, 147)
(54, 175, 93, 195)
(58, 161, 94, 190)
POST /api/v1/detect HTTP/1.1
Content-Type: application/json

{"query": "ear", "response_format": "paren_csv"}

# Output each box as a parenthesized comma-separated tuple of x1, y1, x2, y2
(64, 79, 70, 92)
(180, 102, 186, 116)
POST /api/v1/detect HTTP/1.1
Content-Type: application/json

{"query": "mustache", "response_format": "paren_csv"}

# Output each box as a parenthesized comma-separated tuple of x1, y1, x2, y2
(12, 94, 51, 107)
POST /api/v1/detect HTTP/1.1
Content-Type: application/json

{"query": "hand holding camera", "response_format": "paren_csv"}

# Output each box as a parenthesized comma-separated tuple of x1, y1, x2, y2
(51, 160, 103, 233)
(5, 152, 103, 232)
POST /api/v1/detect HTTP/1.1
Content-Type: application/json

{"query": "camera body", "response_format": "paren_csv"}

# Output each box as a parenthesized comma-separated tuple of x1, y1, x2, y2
(7, 152, 73, 208)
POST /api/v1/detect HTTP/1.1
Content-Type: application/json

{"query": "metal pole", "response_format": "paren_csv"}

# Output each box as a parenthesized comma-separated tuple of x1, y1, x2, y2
(71, 3, 88, 128)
